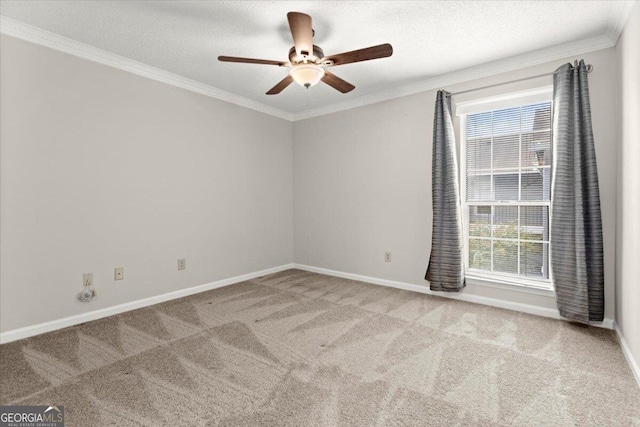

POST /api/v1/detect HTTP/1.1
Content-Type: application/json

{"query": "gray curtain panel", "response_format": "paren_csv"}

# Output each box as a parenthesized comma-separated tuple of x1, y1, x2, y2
(425, 90, 465, 292)
(551, 60, 604, 323)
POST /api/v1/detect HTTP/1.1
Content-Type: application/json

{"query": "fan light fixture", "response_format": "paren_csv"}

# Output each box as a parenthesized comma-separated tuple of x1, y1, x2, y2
(290, 63, 324, 88)
(218, 12, 393, 95)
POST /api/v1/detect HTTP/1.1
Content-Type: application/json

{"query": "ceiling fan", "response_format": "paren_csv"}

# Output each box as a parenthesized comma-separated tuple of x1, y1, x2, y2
(218, 12, 393, 95)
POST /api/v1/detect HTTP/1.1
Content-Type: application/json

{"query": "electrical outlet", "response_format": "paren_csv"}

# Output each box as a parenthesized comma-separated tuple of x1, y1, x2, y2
(83, 273, 93, 287)
(114, 267, 124, 281)
(384, 251, 392, 262)
(178, 258, 186, 271)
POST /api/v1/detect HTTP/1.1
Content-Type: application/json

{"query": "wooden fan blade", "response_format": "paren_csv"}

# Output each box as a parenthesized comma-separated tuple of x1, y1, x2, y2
(323, 43, 393, 66)
(287, 12, 313, 57)
(218, 56, 286, 66)
(266, 75, 294, 95)
(321, 70, 355, 93)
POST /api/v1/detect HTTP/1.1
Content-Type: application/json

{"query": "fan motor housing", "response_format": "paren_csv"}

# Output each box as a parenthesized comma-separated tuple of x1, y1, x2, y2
(289, 45, 325, 64)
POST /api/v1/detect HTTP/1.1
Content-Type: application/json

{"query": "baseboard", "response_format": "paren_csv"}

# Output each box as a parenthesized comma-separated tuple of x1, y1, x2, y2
(293, 264, 615, 330)
(1, 263, 616, 345)
(615, 322, 640, 389)
(0, 263, 295, 344)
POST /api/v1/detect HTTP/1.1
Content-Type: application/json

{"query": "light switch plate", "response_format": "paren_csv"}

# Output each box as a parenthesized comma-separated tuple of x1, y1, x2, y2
(114, 267, 124, 280)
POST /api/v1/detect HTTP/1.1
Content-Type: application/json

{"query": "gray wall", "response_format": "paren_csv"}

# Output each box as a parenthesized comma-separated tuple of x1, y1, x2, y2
(0, 35, 294, 332)
(294, 47, 619, 321)
(0, 29, 631, 340)
(616, 3, 640, 374)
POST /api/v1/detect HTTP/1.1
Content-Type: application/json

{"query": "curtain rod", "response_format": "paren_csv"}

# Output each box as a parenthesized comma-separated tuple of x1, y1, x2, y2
(448, 62, 593, 97)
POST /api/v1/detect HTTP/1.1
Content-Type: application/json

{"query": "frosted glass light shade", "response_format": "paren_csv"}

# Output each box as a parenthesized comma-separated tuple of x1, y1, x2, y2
(290, 64, 324, 88)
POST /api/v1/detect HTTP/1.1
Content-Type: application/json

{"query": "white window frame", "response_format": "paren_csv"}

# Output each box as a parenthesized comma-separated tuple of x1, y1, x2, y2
(456, 86, 554, 293)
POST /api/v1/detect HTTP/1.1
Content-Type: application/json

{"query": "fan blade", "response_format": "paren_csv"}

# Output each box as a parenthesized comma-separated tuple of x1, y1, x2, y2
(321, 70, 355, 93)
(287, 12, 313, 58)
(218, 56, 286, 66)
(323, 43, 393, 66)
(266, 75, 294, 95)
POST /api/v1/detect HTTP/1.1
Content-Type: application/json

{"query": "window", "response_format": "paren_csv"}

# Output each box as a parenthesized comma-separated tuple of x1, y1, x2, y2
(458, 89, 552, 290)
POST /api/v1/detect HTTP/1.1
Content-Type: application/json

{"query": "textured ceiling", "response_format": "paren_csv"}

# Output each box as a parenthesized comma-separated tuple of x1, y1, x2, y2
(0, 1, 635, 116)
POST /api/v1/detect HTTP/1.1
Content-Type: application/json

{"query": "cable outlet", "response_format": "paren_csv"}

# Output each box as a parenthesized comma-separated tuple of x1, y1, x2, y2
(178, 258, 186, 271)
(83, 273, 93, 287)
(114, 267, 124, 280)
(384, 251, 392, 262)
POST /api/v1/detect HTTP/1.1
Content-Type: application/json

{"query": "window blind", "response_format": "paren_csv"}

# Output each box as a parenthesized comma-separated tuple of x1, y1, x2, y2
(464, 102, 552, 283)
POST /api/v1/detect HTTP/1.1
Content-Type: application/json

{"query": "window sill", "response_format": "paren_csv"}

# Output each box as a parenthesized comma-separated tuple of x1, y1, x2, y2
(465, 273, 555, 297)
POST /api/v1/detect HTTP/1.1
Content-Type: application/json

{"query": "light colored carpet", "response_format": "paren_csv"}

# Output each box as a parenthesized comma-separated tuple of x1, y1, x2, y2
(1, 269, 638, 426)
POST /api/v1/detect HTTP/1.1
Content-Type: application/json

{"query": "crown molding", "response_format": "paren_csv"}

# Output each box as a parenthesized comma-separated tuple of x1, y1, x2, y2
(607, 0, 638, 42)
(1, 8, 635, 123)
(0, 16, 294, 121)
(292, 32, 615, 121)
